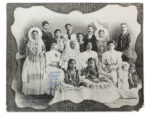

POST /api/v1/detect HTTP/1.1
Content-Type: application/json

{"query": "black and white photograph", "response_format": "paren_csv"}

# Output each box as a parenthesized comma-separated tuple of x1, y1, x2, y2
(6, 3, 143, 112)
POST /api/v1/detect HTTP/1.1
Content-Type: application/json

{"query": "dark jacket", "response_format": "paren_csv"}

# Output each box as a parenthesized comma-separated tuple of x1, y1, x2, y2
(84, 34, 98, 52)
(42, 30, 53, 52)
(116, 32, 131, 52)
(79, 43, 85, 52)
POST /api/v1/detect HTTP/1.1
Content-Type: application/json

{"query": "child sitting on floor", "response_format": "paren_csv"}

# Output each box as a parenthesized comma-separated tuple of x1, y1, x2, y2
(81, 57, 100, 84)
(80, 57, 113, 88)
(118, 62, 130, 91)
(128, 64, 139, 89)
(63, 58, 80, 87)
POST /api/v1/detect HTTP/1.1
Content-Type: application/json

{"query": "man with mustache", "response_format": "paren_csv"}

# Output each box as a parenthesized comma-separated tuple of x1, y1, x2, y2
(116, 23, 132, 62)
(64, 23, 79, 50)
(84, 25, 98, 52)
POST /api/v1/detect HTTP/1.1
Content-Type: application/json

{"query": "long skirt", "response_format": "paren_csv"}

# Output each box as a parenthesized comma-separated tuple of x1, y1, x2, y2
(44, 66, 65, 96)
(22, 57, 45, 95)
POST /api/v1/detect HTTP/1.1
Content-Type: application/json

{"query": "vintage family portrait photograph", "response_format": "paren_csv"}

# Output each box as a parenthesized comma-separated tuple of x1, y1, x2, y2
(6, 3, 143, 111)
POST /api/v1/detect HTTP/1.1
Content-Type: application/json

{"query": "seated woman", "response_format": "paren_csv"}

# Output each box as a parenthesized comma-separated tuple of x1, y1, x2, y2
(81, 42, 99, 68)
(22, 27, 45, 95)
(101, 41, 122, 86)
(59, 40, 82, 70)
(96, 29, 109, 62)
(46, 42, 61, 67)
(44, 42, 64, 96)
(64, 58, 80, 87)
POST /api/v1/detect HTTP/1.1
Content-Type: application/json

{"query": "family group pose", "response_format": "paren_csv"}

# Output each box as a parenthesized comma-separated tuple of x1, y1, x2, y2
(21, 21, 139, 104)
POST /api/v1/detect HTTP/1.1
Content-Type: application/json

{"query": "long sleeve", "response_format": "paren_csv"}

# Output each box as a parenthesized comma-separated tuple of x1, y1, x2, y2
(123, 34, 131, 51)
(117, 33, 131, 51)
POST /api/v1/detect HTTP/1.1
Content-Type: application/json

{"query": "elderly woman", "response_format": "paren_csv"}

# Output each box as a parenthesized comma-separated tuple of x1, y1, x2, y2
(59, 40, 82, 70)
(101, 41, 122, 86)
(22, 27, 45, 95)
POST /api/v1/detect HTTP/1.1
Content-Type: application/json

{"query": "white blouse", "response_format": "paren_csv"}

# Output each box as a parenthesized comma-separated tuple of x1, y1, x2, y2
(102, 50, 122, 66)
(46, 50, 61, 66)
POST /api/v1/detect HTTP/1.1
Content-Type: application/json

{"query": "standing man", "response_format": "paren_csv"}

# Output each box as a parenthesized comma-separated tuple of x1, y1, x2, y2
(84, 25, 98, 52)
(64, 23, 77, 41)
(64, 23, 79, 50)
(116, 23, 132, 62)
(41, 21, 53, 52)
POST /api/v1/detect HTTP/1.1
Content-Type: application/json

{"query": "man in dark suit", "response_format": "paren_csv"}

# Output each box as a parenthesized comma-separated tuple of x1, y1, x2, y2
(116, 23, 131, 62)
(77, 33, 85, 52)
(84, 25, 98, 52)
(41, 21, 53, 52)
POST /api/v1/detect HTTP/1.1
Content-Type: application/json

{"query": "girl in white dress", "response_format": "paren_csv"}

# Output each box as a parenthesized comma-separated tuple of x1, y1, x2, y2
(118, 62, 130, 91)
(22, 27, 45, 95)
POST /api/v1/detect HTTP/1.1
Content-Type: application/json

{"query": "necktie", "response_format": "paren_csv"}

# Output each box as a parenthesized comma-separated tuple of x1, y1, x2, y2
(68, 34, 71, 40)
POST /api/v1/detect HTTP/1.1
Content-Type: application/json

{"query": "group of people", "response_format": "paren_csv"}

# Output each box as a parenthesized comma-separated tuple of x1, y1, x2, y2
(21, 21, 139, 99)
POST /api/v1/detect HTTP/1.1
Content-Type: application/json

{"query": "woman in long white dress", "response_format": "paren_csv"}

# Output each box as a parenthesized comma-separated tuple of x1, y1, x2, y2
(44, 42, 64, 96)
(81, 42, 99, 68)
(102, 41, 122, 85)
(59, 40, 82, 70)
(22, 27, 45, 95)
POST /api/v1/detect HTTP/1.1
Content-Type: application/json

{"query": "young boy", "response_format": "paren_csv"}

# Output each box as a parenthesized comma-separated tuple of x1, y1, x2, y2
(128, 64, 139, 89)
(41, 21, 53, 52)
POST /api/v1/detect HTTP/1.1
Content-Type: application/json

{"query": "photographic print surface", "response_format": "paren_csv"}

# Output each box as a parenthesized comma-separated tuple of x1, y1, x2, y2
(7, 3, 143, 111)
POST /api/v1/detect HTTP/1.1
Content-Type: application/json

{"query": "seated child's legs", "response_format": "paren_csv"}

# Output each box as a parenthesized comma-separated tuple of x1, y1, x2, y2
(80, 79, 97, 88)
